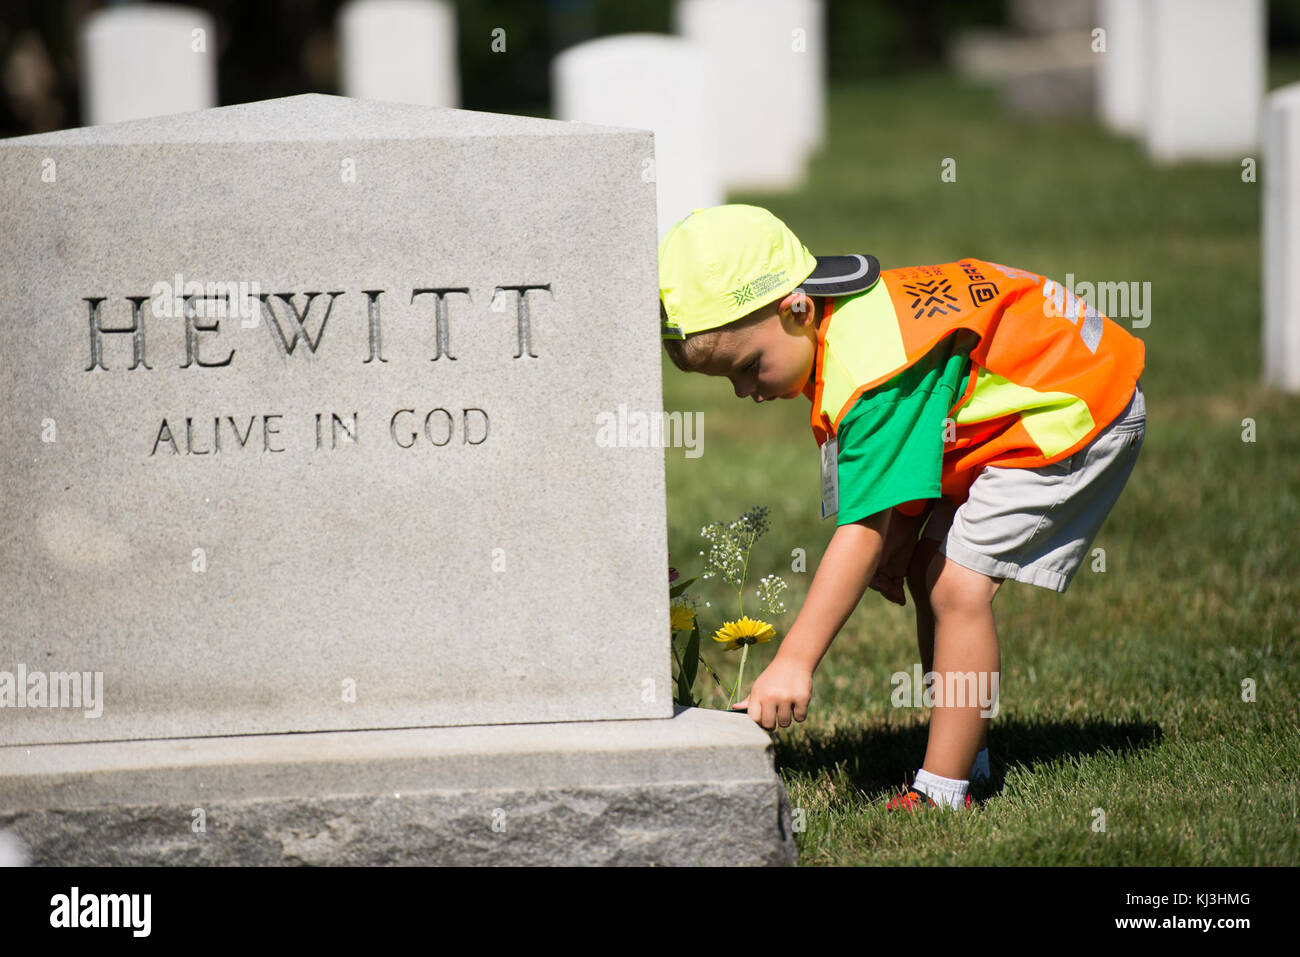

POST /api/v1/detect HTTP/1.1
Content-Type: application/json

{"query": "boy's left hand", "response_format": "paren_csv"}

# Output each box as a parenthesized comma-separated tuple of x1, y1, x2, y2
(730, 657, 813, 731)
(869, 506, 929, 606)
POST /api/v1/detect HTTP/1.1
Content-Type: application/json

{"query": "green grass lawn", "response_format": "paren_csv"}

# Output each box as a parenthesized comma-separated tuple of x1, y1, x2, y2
(662, 73, 1300, 865)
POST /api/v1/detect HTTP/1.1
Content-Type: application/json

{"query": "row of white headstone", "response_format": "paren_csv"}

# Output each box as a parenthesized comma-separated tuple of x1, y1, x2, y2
(555, 0, 825, 240)
(1092, 0, 1300, 393)
(77, 0, 824, 240)
(82, 0, 455, 124)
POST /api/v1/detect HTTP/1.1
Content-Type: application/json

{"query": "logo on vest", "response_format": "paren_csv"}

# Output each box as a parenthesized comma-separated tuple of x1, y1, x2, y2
(902, 277, 960, 319)
(958, 260, 999, 306)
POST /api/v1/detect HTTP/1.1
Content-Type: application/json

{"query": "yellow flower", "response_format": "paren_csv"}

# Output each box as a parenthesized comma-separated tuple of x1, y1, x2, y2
(669, 602, 696, 632)
(712, 616, 776, 651)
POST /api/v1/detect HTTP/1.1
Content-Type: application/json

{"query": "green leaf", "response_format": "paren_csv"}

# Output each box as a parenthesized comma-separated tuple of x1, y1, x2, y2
(671, 642, 692, 708)
(683, 618, 701, 693)
(675, 654, 692, 707)
(669, 575, 699, 599)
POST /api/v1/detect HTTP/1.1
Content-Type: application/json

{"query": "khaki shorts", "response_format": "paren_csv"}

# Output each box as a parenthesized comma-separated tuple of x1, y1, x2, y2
(921, 381, 1146, 592)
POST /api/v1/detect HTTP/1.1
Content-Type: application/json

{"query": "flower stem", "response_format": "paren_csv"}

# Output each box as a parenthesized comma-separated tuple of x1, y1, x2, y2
(728, 642, 751, 709)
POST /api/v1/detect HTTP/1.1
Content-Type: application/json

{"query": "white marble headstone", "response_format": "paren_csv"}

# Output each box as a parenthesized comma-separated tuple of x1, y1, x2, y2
(553, 34, 723, 239)
(1096, 0, 1148, 136)
(1264, 83, 1300, 393)
(79, 4, 216, 125)
(339, 0, 459, 107)
(0, 95, 669, 745)
(1142, 0, 1265, 162)
(673, 0, 825, 191)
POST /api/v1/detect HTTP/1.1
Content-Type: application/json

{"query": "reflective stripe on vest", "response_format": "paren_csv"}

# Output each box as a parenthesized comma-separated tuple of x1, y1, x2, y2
(810, 258, 1145, 502)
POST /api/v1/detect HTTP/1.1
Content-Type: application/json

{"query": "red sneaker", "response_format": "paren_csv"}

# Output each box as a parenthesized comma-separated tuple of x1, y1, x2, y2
(886, 785, 973, 812)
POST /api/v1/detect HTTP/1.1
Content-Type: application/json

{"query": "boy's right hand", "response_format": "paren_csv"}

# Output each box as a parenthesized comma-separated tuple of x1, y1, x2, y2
(731, 656, 814, 731)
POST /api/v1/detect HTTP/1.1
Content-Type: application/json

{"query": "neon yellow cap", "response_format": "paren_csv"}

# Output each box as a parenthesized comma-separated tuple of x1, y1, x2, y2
(658, 205, 818, 340)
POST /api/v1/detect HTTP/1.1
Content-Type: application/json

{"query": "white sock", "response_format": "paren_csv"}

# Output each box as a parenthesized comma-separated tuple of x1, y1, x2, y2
(913, 768, 968, 809)
(970, 747, 990, 782)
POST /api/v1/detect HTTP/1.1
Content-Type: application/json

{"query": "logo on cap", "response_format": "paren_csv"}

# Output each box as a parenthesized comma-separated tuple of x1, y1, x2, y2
(727, 269, 788, 309)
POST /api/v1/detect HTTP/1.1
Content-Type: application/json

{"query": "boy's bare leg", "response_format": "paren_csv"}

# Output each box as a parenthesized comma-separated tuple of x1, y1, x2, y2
(907, 539, 989, 763)
(906, 538, 941, 675)
(918, 552, 1001, 781)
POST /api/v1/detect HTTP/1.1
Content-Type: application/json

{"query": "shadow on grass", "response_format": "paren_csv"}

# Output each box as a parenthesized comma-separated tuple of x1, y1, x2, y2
(772, 715, 1163, 801)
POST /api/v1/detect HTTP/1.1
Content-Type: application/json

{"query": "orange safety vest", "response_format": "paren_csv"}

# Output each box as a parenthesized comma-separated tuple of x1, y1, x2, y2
(808, 258, 1146, 510)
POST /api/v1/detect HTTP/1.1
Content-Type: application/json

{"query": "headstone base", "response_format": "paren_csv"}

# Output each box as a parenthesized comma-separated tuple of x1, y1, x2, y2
(949, 29, 1097, 117)
(0, 706, 796, 866)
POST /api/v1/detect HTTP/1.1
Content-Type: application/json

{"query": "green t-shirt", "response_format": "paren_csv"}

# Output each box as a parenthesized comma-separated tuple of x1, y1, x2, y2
(833, 330, 976, 526)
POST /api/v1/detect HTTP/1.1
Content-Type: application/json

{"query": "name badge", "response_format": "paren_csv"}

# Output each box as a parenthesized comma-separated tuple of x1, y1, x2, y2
(820, 436, 839, 519)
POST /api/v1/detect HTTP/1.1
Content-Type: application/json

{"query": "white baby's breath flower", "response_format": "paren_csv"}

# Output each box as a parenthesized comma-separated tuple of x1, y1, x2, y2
(697, 506, 773, 587)
(756, 573, 789, 616)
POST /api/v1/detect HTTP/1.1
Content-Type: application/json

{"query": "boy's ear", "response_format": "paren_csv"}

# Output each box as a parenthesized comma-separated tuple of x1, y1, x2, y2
(782, 288, 814, 324)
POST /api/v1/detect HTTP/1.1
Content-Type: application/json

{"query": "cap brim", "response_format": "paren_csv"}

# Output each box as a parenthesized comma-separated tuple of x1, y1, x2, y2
(800, 254, 880, 296)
